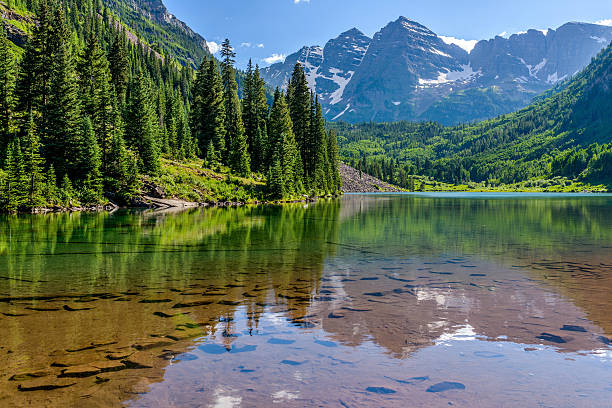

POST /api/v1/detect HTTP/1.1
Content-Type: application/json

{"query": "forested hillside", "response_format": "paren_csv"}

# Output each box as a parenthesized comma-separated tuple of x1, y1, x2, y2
(334, 43, 612, 191)
(0, 0, 341, 213)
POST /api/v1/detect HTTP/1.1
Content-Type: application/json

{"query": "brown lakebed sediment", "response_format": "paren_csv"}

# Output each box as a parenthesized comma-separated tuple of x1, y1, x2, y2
(1, 194, 612, 407)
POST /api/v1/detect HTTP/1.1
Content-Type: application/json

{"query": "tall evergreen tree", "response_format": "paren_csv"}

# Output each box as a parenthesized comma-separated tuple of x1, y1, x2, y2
(108, 33, 129, 102)
(192, 58, 226, 159)
(311, 97, 329, 193)
(287, 63, 312, 179)
(220, 39, 249, 175)
(2, 140, 26, 212)
(124, 73, 160, 175)
(242, 61, 269, 172)
(267, 91, 303, 195)
(42, 7, 83, 180)
(22, 118, 45, 209)
(14, 0, 53, 131)
(0, 27, 14, 161)
(78, 33, 114, 175)
(77, 117, 103, 201)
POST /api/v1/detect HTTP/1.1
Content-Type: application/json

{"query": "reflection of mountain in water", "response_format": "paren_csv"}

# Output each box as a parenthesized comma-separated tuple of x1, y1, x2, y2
(0, 195, 611, 406)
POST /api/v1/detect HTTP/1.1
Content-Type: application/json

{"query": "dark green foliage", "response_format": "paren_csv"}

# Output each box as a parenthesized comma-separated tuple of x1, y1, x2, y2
(0, 0, 342, 211)
(0, 27, 14, 162)
(242, 60, 269, 172)
(77, 117, 103, 202)
(1, 140, 26, 212)
(191, 58, 226, 159)
(124, 73, 160, 175)
(108, 34, 129, 101)
(22, 118, 45, 208)
(334, 44, 612, 189)
(41, 7, 82, 180)
(311, 97, 329, 193)
(287, 64, 312, 178)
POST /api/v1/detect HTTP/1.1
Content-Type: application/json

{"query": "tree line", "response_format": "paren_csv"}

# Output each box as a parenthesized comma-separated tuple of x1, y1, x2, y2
(332, 43, 612, 188)
(0, 0, 341, 213)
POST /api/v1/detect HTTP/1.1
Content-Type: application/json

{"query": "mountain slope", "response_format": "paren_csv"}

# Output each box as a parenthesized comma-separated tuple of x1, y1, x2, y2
(263, 17, 612, 125)
(102, 0, 209, 67)
(333, 43, 612, 186)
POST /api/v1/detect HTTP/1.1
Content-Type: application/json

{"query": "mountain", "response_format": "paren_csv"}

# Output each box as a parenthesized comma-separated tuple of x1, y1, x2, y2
(102, 0, 209, 67)
(333, 43, 612, 187)
(262, 17, 612, 125)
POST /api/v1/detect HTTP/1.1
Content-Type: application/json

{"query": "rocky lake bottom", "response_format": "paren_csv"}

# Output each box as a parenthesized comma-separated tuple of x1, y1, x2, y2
(0, 193, 611, 407)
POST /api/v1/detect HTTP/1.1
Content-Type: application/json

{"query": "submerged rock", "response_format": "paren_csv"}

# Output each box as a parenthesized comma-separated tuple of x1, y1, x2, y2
(537, 333, 567, 344)
(268, 338, 296, 345)
(17, 379, 77, 392)
(9, 371, 50, 381)
(366, 386, 397, 394)
(560, 325, 587, 333)
(426, 382, 466, 393)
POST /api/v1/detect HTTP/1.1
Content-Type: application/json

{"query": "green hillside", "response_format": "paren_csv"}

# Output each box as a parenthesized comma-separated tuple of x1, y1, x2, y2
(333, 44, 612, 191)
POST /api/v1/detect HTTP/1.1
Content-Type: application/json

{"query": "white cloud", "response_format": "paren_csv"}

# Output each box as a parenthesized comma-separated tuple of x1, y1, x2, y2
(498, 31, 509, 38)
(263, 53, 286, 64)
(207, 41, 220, 54)
(241, 42, 252, 48)
(294, 0, 310, 3)
(439, 36, 478, 53)
(594, 19, 612, 26)
(257, 43, 265, 48)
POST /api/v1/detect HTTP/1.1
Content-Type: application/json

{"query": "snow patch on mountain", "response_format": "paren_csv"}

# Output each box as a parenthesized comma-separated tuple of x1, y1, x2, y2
(332, 104, 351, 120)
(329, 70, 354, 104)
(547, 72, 568, 84)
(418, 64, 480, 86)
(591, 36, 609, 44)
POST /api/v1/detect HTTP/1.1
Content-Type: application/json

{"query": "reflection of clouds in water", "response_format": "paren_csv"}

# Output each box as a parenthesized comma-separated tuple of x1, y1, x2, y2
(435, 324, 479, 345)
(264, 312, 288, 328)
(591, 348, 612, 361)
(210, 387, 242, 408)
(272, 390, 300, 403)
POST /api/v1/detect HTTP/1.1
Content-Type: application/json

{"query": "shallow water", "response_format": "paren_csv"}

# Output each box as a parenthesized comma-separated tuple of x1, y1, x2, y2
(1, 193, 611, 407)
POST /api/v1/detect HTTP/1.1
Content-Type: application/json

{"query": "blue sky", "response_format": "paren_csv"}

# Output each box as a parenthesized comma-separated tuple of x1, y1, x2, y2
(164, 0, 612, 68)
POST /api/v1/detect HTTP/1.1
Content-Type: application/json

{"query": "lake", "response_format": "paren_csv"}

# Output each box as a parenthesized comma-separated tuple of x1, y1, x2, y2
(1, 193, 611, 407)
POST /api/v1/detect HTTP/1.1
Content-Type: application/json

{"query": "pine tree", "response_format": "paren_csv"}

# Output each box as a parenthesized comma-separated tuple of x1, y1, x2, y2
(77, 33, 114, 173)
(124, 73, 160, 175)
(106, 131, 139, 200)
(22, 118, 45, 209)
(242, 62, 269, 172)
(175, 97, 193, 159)
(287, 63, 312, 179)
(14, 0, 53, 128)
(311, 97, 329, 194)
(267, 91, 303, 196)
(204, 140, 219, 169)
(60, 173, 76, 206)
(77, 117, 103, 202)
(42, 8, 82, 180)
(267, 154, 285, 199)
(44, 165, 59, 206)
(108, 33, 129, 102)
(0, 27, 15, 162)
(3, 140, 26, 212)
(220, 39, 249, 175)
(192, 58, 226, 159)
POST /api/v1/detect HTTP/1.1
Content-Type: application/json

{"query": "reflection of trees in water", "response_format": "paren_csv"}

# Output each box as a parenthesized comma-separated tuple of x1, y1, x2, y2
(0, 202, 343, 407)
(0, 196, 611, 406)
(337, 195, 612, 259)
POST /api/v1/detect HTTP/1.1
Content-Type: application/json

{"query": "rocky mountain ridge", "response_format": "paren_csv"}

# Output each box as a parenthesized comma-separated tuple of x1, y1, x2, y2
(262, 16, 612, 124)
